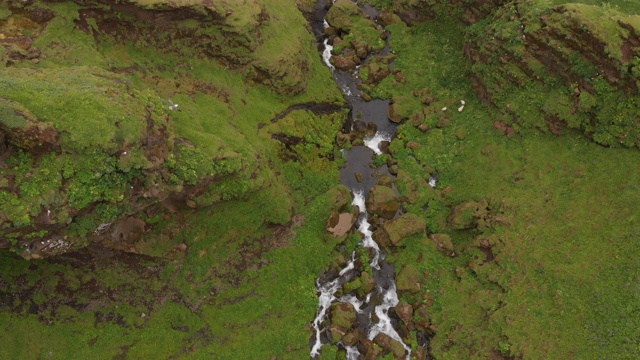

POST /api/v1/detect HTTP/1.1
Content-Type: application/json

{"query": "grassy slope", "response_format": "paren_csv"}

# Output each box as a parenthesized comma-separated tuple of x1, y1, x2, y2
(376, 13, 640, 359)
(0, 0, 347, 358)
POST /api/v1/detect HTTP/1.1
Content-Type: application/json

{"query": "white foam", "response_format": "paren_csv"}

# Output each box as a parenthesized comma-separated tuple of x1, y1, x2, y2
(368, 283, 412, 359)
(323, 38, 335, 70)
(352, 190, 366, 214)
(345, 346, 361, 360)
(363, 131, 391, 155)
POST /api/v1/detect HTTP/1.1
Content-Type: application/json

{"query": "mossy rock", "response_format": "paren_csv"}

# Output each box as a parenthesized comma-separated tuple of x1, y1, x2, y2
(330, 302, 357, 329)
(365, 185, 399, 219)
(373, 213, 426, 247)
(396, 264, 420, 294)
(447, 200, 489, 230)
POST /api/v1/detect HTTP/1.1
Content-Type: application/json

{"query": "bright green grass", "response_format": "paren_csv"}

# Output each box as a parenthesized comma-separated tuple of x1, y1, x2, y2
(378, 15, 640, 359)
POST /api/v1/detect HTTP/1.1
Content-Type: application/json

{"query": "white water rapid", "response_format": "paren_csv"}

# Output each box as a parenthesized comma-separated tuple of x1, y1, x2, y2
(363, 131, 391, 155)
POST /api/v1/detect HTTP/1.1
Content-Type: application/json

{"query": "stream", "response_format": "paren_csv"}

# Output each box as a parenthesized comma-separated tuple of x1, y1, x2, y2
(310, 1, 411, 359)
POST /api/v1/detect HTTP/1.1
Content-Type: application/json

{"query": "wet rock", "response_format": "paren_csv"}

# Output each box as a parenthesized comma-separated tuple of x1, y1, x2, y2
(396, 264, 420, 294)
(415, 346, 429, 360)
(373, 333, 407, 359)
(365, 185, 399, 219)
(389, 164, 399, 175)
(353, 40, 371, 59)
(377, 8, 400, 27)
(342, 329, 361, 346)
(429, 233, 454, 255)
(365, 122, 378, 136)
(377, 175, 394, 187)
(326, 211, 356, 237)
(418, 123, 430, 133)
(326, 0, 360, 33)
(343, 277, 363, 295)
(379, 140, 390, 154)
(373, 213, 426, 247)
(331, 302, 357, 329)
(328, 323, 348, 343)
(361, 92, 372, 102)
(394, 300, 414, 326)
(387, 103, 404, 123)
(354, 119, 368, 133)
(354, 171, 364, 183)
(352, 138, 364, 146)
(331, 54, 359, 71)
(361, 338, 384, 359)
(336, 131, 352, 146)
(361, 271, 376, 293)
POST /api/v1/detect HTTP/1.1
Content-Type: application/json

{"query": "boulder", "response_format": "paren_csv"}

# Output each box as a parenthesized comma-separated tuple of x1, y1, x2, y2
(361, 271, 376, 293)
(394, 300, 414, 325)
(396, 264, 420, 294)
(447, 200, 489, 230)
(429, 233, 454, 255)
(331, 54, 359, 71)
(373, 333, 407, 359)
(361, 338, 384, 360)
(328, 323, 348, 343)
(326, 211, 356, 237)
(372, 213, 426, 247)
(387, 103, 404, 123)
(413, 304, 432, 331)
(331, 302, 357, 329)
(365, 185, 399, 219)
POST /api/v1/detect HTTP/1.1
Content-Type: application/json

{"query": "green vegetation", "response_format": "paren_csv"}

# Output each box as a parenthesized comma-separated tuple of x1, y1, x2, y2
(366, 6, 640, 358)
(2, 0, 640, 359)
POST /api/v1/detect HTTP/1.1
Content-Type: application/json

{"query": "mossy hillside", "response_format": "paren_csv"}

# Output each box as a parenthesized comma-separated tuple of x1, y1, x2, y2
(465, 1, 640, 147)
(0, 176, 346, 359)
(0, 66, 150, 151)
(368, 13, 640, 359)
(0, 0, 343, 256)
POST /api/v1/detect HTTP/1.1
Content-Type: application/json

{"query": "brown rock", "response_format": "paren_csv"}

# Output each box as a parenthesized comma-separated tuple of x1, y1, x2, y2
(331, 302, 357, 329)
(429, 233, 454, 255)
(365, 185, 399, 219)
(373, 333, 407, 359)
(326, 211, 356, 237)
(396, 264, 420, 294)
(387, 103, 404, 123)
(372, 213, 426, 247)
(414, 305, 432, 331)
(331, 54, 358, 71)
(394, 300, 414, 325)
(361, 338, 384, 360)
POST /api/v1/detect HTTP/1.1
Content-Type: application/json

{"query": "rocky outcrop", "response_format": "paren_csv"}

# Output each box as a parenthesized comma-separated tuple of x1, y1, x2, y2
(325, 0, 386, 71)
(365, 185, 400, 219)
(0, 0, 332, 258)
(372, 213, 426, 247)
(391, 0, 501, 25)
(465, 3, 640, 147)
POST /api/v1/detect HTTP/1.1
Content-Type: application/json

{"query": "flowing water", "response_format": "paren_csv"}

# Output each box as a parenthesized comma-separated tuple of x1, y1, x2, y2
(310, 1, 412, 358)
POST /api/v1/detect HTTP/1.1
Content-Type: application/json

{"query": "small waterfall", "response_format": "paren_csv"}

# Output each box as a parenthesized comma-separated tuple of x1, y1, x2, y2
(310, 1, 412, 359)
